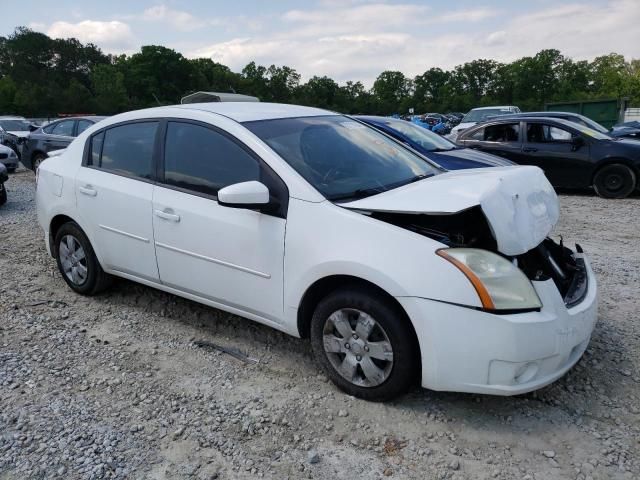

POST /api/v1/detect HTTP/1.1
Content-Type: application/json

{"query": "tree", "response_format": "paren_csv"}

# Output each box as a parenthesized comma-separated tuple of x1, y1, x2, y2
(372, 71, 412, 114)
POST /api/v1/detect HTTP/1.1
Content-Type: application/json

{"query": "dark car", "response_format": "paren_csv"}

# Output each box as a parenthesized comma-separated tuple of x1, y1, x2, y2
(611, 121, 640, 140)
(0, 162, 7, 206)
(355, 116, 515, 170)
(490, 111, 640, 141)
(22, 116, 106, 171)
(457, 116, 640, 198)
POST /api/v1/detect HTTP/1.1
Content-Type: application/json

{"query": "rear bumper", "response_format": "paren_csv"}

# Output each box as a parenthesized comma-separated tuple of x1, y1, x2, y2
(399, 254, 598, 395)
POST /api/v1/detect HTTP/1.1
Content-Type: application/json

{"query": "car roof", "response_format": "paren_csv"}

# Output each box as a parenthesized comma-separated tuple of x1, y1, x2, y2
(49, 116, 108, 122)
(478, 116, 582, 129)
(470, 106, 517, 111)
(173, 102, 334, 122)
(495, 111, 582, 118)
(0, 116, 27, 120)
(355, 115, 396, 123)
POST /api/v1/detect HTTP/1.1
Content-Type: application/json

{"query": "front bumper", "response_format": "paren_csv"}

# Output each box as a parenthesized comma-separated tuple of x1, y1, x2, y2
(399, 253, 598, 395)
(0, 157, 19, 169)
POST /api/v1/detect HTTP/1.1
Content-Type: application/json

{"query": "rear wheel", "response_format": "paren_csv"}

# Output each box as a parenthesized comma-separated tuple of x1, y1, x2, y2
(593, 163, 636, 199)
(32, 153, 47, 173)
(54, 222, 113, 295)
(310, 287, 419, 401)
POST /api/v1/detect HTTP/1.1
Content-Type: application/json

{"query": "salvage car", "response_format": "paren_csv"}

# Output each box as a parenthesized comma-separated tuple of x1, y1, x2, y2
(457, 116, 640, 198)
(0, 162, 7, 205)
(0, 143, 19, 172)
(0, 116, 34, 162)
(448, 106, 520, 141)
(356, 115, 514, 170)
(22, 116, 107, 171)
(36, 103, 598, 401)
(611, 121, 640, 140)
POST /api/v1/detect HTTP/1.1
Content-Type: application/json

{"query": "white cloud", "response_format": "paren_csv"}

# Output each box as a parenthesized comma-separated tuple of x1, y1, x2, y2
(189, 0, 640, 87)
(141, 5, 208, 31)
(46, 20, 135, 52)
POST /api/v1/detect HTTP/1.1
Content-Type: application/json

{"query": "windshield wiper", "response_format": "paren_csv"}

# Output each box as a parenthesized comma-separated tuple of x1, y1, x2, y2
(329, 185, 388, 202)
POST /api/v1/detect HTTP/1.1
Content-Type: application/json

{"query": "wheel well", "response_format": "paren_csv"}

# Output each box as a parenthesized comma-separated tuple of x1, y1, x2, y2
(31, 149, 46, 161)
(592, 158, 639, 185)
(297, 275, 420, 351)
(49, 214, 76, 256)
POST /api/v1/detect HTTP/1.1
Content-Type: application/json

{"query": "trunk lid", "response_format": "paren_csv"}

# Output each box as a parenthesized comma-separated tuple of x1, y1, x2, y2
(341, 166, 559, 256)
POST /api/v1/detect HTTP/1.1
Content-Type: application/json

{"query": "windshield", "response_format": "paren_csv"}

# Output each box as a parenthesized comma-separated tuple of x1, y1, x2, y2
(577, 116, 609, 134)
(244, 115, 440, 201)
(573, 124, 613, 140)
(462, 108, 513, 123)
(382, 119, 456, 151)
(0, 119, 31, 131)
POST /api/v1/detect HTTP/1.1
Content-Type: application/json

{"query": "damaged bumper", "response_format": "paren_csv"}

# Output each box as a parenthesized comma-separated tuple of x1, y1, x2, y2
(399, 251, 597, 395)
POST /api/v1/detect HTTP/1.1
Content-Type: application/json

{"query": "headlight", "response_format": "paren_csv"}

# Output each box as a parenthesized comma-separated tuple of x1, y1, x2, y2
(437, 248, 542, 311)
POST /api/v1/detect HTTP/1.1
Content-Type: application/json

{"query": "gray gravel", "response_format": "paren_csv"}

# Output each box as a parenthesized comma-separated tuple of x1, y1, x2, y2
(1, 170, 639, 479)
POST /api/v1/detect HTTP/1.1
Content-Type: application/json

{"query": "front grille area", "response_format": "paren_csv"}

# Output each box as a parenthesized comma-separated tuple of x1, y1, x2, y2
(516, 238, 588, 307)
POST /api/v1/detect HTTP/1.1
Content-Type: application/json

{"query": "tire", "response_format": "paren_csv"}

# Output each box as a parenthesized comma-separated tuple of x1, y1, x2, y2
(0, 184, 6, 206)
(54, 222, 113, 295)
(593, 163, 636, 199)
(32, 153, 47, 173)
(310, 287, 419, 401)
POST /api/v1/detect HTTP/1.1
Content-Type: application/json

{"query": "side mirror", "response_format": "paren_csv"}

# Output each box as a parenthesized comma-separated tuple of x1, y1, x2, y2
(571, 136, 584, 151)
(217, 181, 270, 209)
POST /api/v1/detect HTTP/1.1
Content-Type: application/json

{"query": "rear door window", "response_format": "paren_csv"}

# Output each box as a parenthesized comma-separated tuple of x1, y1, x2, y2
(88, 122, 158, 179)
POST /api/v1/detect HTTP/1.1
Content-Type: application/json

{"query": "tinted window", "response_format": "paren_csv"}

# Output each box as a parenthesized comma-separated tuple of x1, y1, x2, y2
(471, 123, 519, 142)
(380, 119, 455, 151)
(91, 132, 104, 166)
(164, 121, 260, 196)
(77, 120, 93, 135)
(91, 122, 158, 179)
(51, 120, 75, 136)
(527, 123, 573, 142)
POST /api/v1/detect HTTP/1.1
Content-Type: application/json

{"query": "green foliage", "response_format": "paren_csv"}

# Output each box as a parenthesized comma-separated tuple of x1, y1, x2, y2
(0, 27, 638, 117)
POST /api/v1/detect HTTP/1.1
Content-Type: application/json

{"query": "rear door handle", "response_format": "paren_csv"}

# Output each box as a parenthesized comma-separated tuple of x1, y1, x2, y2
(78, 185, 97, 197)
(523, 147, 538, 153)
(154, 209, 181, 222)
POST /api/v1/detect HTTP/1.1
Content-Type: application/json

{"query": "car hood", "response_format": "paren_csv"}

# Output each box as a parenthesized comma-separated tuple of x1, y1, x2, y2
(451, 122, 476, 133)
(341, 166, 559, 256)
(6, 130, 30, 138)
(429, 147, 514, 169)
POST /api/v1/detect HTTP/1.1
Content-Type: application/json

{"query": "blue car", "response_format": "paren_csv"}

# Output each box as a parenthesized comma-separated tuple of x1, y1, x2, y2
(356, 116, 514, 170)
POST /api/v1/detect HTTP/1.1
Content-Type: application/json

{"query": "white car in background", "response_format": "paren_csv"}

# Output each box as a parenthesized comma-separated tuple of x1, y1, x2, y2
(36, 102, 597, 401)
(448, 106, 521, 142)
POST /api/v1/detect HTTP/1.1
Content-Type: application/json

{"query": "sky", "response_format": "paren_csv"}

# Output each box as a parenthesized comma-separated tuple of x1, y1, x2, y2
(2, 0, 639, 86)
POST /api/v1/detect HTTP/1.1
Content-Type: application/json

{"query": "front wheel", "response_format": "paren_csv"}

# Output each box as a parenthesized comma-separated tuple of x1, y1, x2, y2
(593, 163, 636, 199)
(310, 287, 419, 401)
(54, 222, 113, 295)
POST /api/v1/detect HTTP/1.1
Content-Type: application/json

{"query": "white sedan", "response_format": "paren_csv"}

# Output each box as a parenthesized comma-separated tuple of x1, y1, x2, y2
(36, 103, 597, 401)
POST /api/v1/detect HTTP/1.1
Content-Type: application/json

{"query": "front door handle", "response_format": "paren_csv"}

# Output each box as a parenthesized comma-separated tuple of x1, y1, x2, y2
(78, 185, 97, 197)
(523, 147, 538, 153)
(154, 209, 181, 223)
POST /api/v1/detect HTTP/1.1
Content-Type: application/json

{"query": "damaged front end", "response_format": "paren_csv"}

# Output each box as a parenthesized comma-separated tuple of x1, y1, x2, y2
(367, 208, 588, 309)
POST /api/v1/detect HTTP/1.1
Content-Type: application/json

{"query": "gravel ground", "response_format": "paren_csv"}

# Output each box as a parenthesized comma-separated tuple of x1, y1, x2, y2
(1, 170, 639, 480)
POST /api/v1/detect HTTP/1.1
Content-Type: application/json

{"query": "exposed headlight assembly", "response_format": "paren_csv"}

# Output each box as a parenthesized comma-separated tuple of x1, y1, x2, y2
(437, 248, 542, 311)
